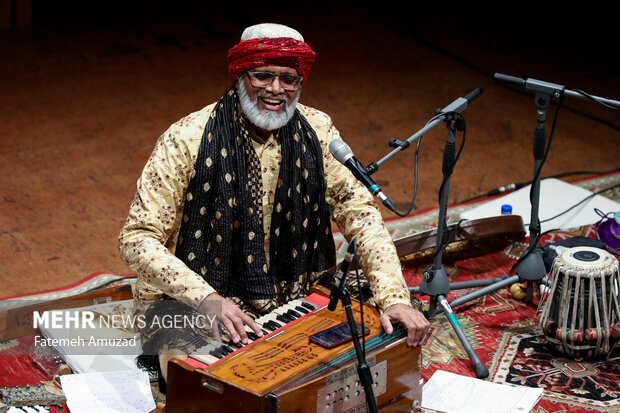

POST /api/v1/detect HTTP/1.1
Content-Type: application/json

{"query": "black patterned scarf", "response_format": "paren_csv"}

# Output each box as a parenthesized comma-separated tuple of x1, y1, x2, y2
(174, 87, 335, 301)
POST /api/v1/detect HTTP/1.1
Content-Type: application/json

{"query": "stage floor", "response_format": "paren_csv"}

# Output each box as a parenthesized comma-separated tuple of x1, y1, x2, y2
(1, 4, 619, 299)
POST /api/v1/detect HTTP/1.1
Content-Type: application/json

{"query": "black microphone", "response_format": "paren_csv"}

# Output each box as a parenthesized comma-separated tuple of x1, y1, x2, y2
(464, 87, 483, 103)
(329, 140, 396, 212)
(328, 239, 357, 311)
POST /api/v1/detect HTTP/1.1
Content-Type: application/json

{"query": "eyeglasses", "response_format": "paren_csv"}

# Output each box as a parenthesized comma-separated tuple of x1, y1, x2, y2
(246, 71, 303, 91)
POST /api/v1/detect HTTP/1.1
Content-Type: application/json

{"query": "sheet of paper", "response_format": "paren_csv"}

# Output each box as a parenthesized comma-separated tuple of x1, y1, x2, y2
(460, 178, 620, 236)
(60, 370, 156, 413)
(422, 370, 543, 413)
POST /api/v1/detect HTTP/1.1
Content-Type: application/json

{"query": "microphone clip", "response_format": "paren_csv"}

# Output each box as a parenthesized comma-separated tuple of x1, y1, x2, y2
(364, 161, 379, 175)
(388, 138, 410, 150)
(437, 111, 466, 132)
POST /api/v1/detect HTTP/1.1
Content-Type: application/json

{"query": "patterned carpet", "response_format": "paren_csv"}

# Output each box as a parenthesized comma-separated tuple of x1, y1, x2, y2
(1, 172, 619, 412)
(404, 225, 620, 413)
(494, 332, 619, 411)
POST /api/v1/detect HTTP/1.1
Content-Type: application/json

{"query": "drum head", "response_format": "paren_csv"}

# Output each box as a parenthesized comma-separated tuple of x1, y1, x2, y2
(560, 246, 613, 269)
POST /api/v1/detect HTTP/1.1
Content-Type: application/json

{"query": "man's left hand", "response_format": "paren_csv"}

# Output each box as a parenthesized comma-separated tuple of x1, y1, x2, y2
(380, 303, 430, 347)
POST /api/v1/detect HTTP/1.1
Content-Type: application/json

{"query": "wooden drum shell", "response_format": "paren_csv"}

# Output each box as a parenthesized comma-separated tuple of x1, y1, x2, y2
(537, 246, 620, 360)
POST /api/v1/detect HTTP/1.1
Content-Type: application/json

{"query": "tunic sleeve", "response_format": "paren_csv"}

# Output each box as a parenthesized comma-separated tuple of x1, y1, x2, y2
(118, 108, 217, 309)
(308, 111, 412, 312)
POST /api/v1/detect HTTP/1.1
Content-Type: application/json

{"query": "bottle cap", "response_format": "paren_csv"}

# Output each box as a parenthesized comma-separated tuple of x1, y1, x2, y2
(501, 204, 512, 215)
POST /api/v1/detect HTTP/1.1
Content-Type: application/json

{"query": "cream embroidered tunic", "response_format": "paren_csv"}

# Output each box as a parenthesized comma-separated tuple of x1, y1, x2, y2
(118, 102, 411, 313)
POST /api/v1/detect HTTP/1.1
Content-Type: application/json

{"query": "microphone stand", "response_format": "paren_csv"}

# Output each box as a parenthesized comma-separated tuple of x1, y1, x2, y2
(327, 240, 378, 413)
(411, 101, 490, 379)
(445, 74, 620, 309)
(364, 89, 492, 378)
(501, 74, 559, 299)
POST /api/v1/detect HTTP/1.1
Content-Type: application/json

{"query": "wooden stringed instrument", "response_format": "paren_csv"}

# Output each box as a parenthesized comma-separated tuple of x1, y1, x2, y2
(394, 215, 526, 267)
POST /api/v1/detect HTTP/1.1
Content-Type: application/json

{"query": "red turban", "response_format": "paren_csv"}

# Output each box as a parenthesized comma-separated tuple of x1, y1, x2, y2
(227, 37, 316, 84)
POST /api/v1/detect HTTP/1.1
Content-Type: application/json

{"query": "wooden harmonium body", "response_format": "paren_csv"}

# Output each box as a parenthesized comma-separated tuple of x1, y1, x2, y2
(164, 287, 422, 412)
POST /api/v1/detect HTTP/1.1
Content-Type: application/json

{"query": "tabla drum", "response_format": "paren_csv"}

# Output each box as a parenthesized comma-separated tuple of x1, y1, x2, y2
(537, 246, 620, 360)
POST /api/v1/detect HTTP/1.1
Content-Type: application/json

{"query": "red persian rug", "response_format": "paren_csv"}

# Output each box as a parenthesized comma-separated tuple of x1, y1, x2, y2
(405, 225, 620, 413)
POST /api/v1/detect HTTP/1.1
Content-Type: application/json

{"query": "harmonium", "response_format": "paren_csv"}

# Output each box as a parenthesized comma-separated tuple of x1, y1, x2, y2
(164, 285, 422, 412)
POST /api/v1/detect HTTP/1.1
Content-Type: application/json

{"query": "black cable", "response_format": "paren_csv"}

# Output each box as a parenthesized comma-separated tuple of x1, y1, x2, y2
(548, 167, 620, 180)
(459, 167, 620, 204)
(508, 94, 565, 274)
(390, 134, 423, 218)
(433, 219, 467, 261)
(391, 111, 467, 218)
(500, 84, 620, 132)
(532, 182, 620, 226)
(571, 89, 620, 110)
(433, 115, 467, 259)
(529, 94, 565, 236)
(531, 183, 620, 245)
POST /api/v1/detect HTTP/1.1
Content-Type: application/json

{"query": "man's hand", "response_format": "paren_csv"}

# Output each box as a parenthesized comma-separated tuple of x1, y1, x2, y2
(199, 293, 263, 344)
(380, 303, 430, 347)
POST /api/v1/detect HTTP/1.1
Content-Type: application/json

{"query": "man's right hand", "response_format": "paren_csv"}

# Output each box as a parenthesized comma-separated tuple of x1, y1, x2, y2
(198, 292, 263, 344)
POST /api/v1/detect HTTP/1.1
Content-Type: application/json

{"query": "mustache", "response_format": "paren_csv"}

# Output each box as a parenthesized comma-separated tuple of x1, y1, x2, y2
(256, 90, 288, 103)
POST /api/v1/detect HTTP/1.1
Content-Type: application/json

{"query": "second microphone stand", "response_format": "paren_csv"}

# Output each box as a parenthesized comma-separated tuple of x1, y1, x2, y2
(328, 239, 378, 413)
(408, 110, 490, 379)
(364, 88, 490, 378)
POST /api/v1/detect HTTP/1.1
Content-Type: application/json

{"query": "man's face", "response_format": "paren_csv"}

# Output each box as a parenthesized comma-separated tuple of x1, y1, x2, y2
(241, 65, 301, 113)
(237, 65, 302, 132)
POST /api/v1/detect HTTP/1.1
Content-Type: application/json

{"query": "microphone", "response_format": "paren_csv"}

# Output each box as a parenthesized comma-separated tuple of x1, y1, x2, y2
(329, 140, 396, 212)
(328, 239, 357, 311)
(464, 87, 483, 103)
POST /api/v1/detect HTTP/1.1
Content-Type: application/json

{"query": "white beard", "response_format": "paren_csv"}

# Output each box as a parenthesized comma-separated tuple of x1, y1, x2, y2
(237, 78, 301, 131)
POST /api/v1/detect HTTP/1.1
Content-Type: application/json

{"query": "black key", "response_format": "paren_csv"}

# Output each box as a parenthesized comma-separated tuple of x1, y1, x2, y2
(276, 314, 292, 324)
(300, 301, 316, 311)
(210, 348, 225, 358)
(221, 345, 235, 354)
(230, 341, 244, 349)
(263, 321, 277, 331)
(247, 331, 259, 341)
(286, 309, 302, 318)
(295, 305, 310, 314)
(276, 314, 293, 324)
(270, 320, 283, 328)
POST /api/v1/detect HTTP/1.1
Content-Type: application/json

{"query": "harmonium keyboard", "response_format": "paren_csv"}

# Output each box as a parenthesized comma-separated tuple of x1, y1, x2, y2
(164, 285, 422, 412)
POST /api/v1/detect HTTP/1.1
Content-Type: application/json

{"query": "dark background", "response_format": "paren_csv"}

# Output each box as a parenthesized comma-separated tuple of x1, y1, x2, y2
(1, 1, 618, 297)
